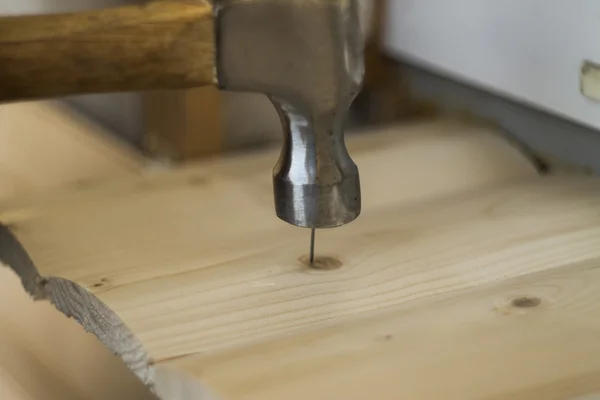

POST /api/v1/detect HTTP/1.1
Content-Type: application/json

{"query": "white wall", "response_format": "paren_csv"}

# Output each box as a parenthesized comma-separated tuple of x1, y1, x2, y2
(383, 0, 600, 130)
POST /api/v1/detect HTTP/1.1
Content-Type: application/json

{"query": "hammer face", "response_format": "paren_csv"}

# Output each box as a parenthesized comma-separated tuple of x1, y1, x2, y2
(216, 0, 365, 228)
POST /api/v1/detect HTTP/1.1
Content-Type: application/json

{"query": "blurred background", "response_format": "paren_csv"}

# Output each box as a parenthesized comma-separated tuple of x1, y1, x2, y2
(2, 0, 599, 165)
(1, 0, 600, 399)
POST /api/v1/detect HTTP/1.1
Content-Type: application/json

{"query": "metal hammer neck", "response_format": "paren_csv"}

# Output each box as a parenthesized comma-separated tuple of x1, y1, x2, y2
(215, 0, 366, 228)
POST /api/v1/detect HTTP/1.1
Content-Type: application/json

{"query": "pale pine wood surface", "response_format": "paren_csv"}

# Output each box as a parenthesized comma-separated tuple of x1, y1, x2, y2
(0, 101, 144, 199)
(3, 118, 600, 399)
(0, 269, 155, 400)
(187, 255, 600, 400)
(0, 100, 153, 400)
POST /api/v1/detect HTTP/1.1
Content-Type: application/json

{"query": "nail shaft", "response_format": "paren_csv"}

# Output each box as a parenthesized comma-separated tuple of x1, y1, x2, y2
(309, 228, 316, 264)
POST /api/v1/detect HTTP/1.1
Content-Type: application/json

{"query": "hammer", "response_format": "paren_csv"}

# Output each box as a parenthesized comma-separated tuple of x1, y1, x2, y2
(0, 0, 369, 248)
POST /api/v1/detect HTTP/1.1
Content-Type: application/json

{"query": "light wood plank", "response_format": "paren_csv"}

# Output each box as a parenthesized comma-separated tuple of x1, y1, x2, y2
(0, 101, 145, 199)
(182, 258, 600, 400)
(5, 119, 599, 399)
(0, 100, 150, 400)
(0, 267, 156, 400)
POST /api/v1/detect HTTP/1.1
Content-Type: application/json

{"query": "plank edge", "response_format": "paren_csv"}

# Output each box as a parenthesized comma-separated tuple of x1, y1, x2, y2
(0, 224, 215, 400)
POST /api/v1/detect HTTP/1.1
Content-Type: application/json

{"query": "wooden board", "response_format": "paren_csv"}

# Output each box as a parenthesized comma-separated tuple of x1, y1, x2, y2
(0, 100, 145, 199)
(2, 118, 600, 399)
(0, 269, 154, 400)
(0, 100, 150, 400)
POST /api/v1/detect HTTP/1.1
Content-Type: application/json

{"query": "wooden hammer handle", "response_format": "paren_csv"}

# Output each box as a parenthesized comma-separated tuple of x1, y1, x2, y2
(0, 1, 215, 103)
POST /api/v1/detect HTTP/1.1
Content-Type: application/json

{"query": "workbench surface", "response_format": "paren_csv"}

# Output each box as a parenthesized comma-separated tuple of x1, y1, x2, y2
(2, 118, 600, 400)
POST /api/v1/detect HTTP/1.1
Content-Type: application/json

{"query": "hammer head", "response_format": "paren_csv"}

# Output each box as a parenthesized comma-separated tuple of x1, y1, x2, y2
(216, 0, 367, 229)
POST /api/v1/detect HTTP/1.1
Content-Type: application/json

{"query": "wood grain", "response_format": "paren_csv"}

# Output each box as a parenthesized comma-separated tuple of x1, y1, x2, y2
(0, 267, 155, 400)
(0, 101, 145, 199)
(2, 119, 600, 399)
(0, 100, 153, 400)
(0, 1, 215, 102)
(184, 257, 600, 400)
